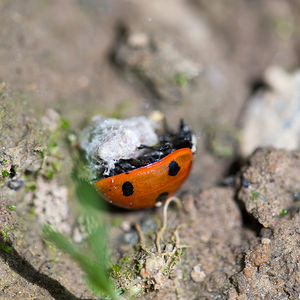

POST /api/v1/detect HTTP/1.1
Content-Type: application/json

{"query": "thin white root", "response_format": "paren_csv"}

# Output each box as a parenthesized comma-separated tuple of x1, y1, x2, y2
(135, 223, 147, 251)
(173, 227, 190, 250)
(156, 196, 182, 253)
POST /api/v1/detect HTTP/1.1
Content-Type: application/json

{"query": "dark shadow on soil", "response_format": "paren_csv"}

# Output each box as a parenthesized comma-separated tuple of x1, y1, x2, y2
(234, 197, 263, 236)
(223, 158, 263, 236)
(0, 238, 93, 300)
(248, 77, 269, 95)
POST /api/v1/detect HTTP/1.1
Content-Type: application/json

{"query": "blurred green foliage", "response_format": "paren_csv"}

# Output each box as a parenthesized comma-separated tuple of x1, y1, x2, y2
(43, 160, 126, 299)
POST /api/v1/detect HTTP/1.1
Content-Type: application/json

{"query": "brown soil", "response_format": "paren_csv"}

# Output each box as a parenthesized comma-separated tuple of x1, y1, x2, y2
(0, 1, 299, 299)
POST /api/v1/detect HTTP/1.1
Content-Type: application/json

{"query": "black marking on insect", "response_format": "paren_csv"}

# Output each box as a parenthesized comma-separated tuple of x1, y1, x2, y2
(122, 181, 134, 196)
(168, 161, 180, 176)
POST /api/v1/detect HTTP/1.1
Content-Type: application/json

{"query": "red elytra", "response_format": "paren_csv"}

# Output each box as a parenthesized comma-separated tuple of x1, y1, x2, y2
(94, 148, 193, 209)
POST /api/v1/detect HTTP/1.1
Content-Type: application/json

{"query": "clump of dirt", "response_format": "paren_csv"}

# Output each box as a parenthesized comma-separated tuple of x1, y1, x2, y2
(112, 25, 201, 103)
(0, 88, 45, 190)
(231, 147, 300, 299)
(0, 88, 92, 299)
(232, 216, 299, 299)
(238, 147, 300, 227)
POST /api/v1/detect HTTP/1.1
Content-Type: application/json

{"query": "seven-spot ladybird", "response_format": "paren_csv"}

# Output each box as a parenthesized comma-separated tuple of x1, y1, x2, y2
(90, 119, 196, 209)
(94, 147, 193, 209)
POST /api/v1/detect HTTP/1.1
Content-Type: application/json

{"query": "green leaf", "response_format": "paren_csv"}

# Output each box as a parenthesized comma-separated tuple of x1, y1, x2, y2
(175, 73, 187, 86)
(7, 205, 16, 210)
(60, 118, 70, 131)
(43, 226, 120, 299)
(27, 184, 36, 191)
(251, 191, 259, 200)
(0, 244, 12, 253)
(2, 170, 9, 178)
(280, 209, 288, 215)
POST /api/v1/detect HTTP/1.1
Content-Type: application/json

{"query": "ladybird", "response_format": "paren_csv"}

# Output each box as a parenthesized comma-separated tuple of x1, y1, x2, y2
(94, 147, 193, 209)
(92, 119, 195, 209)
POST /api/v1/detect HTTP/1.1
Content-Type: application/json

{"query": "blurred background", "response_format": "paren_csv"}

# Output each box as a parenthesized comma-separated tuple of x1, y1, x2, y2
(1, 0, 300, 189)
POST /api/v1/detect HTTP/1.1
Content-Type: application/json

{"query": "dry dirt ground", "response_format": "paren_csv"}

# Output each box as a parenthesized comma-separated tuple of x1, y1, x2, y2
(0, 1, 300, 299)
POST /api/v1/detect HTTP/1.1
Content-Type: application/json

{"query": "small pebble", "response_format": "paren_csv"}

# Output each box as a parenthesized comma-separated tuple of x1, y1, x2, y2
(120, 221, 131, 232)
(8, 179, 23, 191)
(128, 32, 149, 48)
(191, 264, 206, 282)
(261, 238, 271, 245)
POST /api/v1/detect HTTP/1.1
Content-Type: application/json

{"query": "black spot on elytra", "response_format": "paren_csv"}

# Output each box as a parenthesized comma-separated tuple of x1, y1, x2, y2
(168, 160, 180, 176)
(156, 192, 169, 203)
(122, 181, 134, 196)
